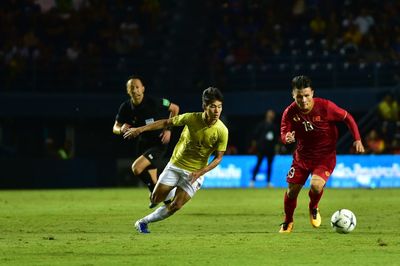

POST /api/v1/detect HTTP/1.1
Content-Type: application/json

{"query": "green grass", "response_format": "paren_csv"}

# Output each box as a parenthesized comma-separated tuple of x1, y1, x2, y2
(0, 188, 399, 265)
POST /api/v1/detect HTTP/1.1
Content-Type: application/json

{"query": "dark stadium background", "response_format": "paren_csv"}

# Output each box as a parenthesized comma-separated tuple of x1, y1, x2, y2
(1, 0, 399, 188)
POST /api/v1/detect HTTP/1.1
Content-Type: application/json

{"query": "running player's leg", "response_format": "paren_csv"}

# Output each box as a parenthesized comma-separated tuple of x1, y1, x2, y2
(131, 155, 154, 191)
(308, 174, 324, 228)
(132, 145, 167, 193)
(140, 187, 190, 225)
(280, 160, 309, 233)
(308, 156, 335, 228)
(152, 152, 175, 204)
(282, 183, 302, 221)
(135, 164, 203, 233)
(134, 183, 175, 233)
(142, 146, 168, 191)
(138, 163, 180, 226)
(139, 177, 201, 223)
(280, 182, 302, 233)
(144, 147, 175, 207)
(309, 174, 326, 211)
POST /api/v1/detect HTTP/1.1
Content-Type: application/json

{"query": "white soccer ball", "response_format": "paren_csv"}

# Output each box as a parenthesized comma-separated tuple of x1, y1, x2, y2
(330, 209, 357, 234)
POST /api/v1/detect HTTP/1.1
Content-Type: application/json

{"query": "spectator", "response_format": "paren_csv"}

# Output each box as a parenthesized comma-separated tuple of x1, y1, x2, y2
(309, 11, 327, 40)
(364, 129, 385, 154)
(249, 109, 279, 187)
(377, 92, 399, 144)
(353, 8, 375, 36)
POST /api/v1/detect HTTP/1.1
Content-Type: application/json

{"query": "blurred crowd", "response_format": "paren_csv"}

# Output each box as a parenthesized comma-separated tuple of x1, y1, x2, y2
(0, 0, 169, 92)
(364, 92, 400, 154)
(203, 0, 400, 90)
(1, 0, 400, 93)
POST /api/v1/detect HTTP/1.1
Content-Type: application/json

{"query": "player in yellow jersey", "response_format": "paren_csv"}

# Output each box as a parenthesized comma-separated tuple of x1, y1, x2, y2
(123, 87, 229, 233)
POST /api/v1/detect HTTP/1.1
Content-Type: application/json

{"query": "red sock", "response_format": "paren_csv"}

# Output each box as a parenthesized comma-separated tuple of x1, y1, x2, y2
(284, 191, 297, 223)
(308, 189, 324, 210)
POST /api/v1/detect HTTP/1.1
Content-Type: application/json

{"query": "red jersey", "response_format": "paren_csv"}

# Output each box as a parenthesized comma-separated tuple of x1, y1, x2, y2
(281, 98, 359, 160)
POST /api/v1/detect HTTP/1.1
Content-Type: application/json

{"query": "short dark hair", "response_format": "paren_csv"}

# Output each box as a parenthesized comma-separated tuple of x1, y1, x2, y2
(291, 75, 312, 90)
(202, 87, 223, 106)
(128, 74, 145, 85)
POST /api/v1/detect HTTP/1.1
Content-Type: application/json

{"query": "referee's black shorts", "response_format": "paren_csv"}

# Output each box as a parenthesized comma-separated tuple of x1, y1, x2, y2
(142, 145, 168, 169)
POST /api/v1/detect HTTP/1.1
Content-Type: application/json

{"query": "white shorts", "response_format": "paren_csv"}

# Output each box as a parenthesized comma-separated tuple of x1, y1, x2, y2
(157, 163, 204, 198)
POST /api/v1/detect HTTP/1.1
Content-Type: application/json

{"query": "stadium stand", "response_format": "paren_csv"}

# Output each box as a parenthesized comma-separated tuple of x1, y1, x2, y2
(1, 0, 400, 93)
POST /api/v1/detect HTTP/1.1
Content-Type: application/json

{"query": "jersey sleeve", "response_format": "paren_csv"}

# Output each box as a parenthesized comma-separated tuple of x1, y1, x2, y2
(280, 107, 292, 144)
(326, 100, 347, 121)
(115, 102, 130, 124)
(216, 127, 229, 152)
(160, 98, 171, 109)
(343, 112, 361, 141)
(171, 113, 191, 126)
(327, 100, 361, 141)
(151, 97, 171, 114)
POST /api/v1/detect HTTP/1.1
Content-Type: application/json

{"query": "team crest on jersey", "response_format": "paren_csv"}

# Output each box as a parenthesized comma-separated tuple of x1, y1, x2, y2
(209, 133, 218, 144)
(293, 115, 301, 122)
(313, 116, 321, 122)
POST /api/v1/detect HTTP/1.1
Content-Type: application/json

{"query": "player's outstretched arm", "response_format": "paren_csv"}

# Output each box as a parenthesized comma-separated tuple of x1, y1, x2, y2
(190, 151, 225, 183)
(343, 113, 365, 153)
(160, 102, 180, 144)
(113, 121, 131, 135)
(123, 118, 172, 139)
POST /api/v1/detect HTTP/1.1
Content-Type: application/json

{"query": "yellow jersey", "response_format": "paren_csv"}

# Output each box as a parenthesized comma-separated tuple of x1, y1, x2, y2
(170, 112, 229, 172)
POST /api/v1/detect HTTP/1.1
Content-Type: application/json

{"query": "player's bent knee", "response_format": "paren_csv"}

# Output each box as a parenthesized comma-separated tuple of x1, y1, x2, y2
(310, 184, 323, 194)
(310, 177, 325, 193)
(151, 193, 163, 204)
(287, 190, 297, 199)
(131, 164, 143, 176)
(287, 185, 302, 199)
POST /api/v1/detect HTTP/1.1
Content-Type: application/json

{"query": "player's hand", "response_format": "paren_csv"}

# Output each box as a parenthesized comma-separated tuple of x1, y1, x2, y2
(160, 130, 171, 144)
(285, 131, 296, 144)
(353, 140, 365, 153)
(189, 171, 202, 184)
(120, 123, 131, 134)
(123, 127, 141, 139)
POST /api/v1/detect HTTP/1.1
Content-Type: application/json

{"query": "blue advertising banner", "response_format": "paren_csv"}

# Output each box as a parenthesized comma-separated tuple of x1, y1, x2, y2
(202, 155, 400, 188)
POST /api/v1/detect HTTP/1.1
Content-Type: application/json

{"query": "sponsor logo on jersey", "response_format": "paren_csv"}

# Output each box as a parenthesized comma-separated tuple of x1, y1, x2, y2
(210, 133, 218, 144)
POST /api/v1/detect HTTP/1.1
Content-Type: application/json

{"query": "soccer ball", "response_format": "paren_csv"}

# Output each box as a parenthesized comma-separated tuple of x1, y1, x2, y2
(330, 209, 357, 234)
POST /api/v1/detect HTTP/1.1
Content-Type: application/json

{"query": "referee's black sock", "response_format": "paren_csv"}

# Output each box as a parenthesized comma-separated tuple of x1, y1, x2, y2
(135, 171, 155, 192)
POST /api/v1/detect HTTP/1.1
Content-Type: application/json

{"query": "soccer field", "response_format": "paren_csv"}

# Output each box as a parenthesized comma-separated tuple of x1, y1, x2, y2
(0, 188, 399, 265)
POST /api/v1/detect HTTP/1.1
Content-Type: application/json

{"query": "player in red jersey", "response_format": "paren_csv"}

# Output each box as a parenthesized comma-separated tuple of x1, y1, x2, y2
(279, 75, 365, 233)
